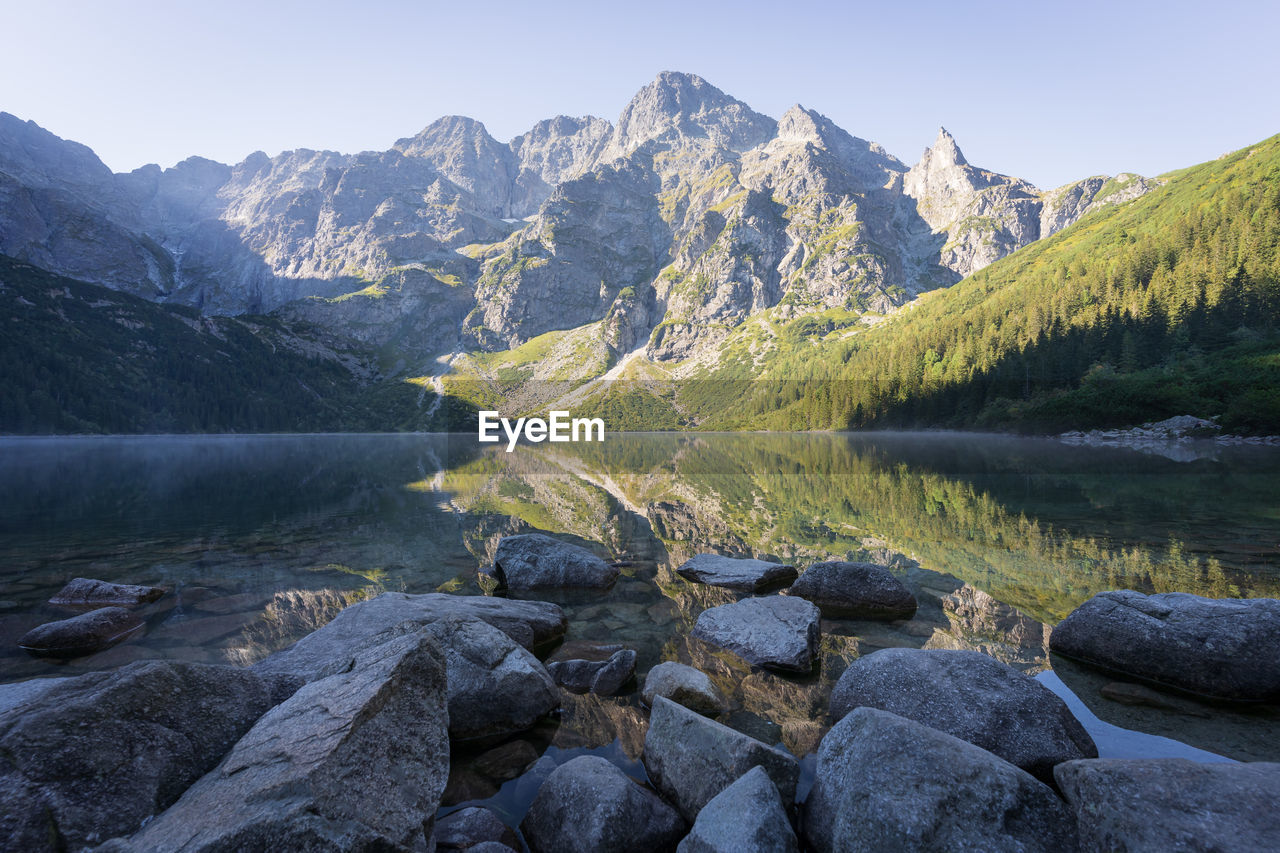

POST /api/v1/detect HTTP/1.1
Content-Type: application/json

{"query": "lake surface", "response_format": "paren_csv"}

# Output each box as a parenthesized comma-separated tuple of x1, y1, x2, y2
(2, 432, 1279, 811)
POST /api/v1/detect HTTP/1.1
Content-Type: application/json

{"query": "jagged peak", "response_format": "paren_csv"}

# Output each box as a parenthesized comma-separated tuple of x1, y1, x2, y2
(926, 127, 967, 167)
(393, 115, 502, 158)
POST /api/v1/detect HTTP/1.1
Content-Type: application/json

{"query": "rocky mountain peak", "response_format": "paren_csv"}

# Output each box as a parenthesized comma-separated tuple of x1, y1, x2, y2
(0, 111, 113, 192)
(602, 71, 777, 160)
(926, 127, 967, 168)
(393, 115, 515, 217)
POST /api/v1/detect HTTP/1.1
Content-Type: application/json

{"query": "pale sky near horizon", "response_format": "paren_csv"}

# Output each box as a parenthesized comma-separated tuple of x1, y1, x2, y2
(1, 0, 1277, 189)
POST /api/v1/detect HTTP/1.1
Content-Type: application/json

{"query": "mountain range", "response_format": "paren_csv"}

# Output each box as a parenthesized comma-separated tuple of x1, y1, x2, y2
(3, 71, 1276, 434)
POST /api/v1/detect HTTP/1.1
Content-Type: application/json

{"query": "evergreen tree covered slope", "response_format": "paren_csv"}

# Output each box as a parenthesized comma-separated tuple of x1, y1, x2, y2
(0, 256, 434, 433)
(680, 134, 1280, 433)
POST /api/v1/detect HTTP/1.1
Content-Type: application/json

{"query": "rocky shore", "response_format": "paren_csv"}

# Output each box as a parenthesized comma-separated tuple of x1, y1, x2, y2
(2, 544, 1278, 851)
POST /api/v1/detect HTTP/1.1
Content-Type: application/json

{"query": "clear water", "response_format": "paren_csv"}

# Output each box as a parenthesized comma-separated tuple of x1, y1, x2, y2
(2, 432, 1278, 817)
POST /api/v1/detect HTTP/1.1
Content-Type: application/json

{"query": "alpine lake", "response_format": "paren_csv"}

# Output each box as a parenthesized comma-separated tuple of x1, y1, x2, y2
(2, 431, 1279, 824)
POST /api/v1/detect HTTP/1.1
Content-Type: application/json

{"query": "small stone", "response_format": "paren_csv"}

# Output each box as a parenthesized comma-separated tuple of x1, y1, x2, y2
(676, 554, 797, 592)
(49, 577, 164, 606)
(642, 661, 727, 715)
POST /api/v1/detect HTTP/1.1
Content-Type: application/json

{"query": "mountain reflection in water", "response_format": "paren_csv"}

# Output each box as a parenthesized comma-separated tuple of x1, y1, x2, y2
(1, 432, 1277, 769)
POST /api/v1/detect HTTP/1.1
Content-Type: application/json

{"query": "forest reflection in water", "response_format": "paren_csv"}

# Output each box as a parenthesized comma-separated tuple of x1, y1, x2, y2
(1, 431, 1278, 766)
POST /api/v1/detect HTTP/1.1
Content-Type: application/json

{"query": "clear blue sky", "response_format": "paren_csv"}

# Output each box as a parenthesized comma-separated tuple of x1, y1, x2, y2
(2, 0, 1277, 188)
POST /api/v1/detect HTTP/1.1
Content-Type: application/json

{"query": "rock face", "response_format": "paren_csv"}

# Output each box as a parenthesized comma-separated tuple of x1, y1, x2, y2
(49, 577, 164, 606)
(677, 765, 799, 853)
(675, 554, 797, 592)
(830, 648, 1096, 782)
(423, 615, 559, 740)
(17, 606, 144, 657)
(692, 595, 821, 672)
(492, 533, 619, 589)
(1055, 758, 1280, 852)
(787, 561, 916, 619)
(1049, 590, 1280, 701)
(253, 591, 566, 681)
(520, 755, 685, 853)
(0, 661, 284, 851)
(643, 696, 799, 822)
(805, 707, 1078, 853)
(642, 661, 727, 715)
(548, 647, 637, 696)
(119, 629, 450, 852)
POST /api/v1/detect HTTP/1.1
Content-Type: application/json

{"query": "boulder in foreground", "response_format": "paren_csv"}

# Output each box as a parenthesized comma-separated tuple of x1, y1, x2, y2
(692, 596, 820, 672)
(521, 754, 685, 853)
(676, 554, 797, 592)
(493, 533, 619, 589)
(643, 695, 799, 822)
(830, 647, 1096, 782)
(805, 707, 1077, 852)
(50, 577, 164, 606)
(677, 765, 798, 853)
(1050, 590, 1280, 702)
(788, 561, 916, 619)
(117, 628, 450, 851)
(1056, 758, 1280, 852)
(18, 606, 144, 658)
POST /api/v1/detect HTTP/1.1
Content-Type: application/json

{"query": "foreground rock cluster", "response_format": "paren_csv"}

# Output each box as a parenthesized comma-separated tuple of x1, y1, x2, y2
(2, 539, 1278, 851)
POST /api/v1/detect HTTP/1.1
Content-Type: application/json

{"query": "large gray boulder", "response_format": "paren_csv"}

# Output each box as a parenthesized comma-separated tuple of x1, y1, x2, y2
(520, 755, 685, 853)
(0, 661, 286, 851)
(677, 765, 798, 853)
(676, 554, 797, 592)
(50, 577, 164, 606)
(642, 662, 727, 715)
(830, 648, 1096, 782)
(493, 533, 619, 589)
(787, 561, 916, 619)
(118, 628, 450, 851)
(643, 696, 799, 822)
(253, 591, 567, 681)
(18, 606, 143, 658)
(805, 707, 1078, 852)
(692, 596, 820, 672)
(423, 614, 559, 740)
(1055, 758, 1280, 852)
(1049, 591, 1280, 702)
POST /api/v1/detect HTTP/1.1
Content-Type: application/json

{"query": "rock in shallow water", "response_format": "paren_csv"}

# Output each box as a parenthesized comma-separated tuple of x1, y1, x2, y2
(1055, 758, 1280, 852)
(830, 647, 1096, 783)
(643, 695, 799, 822)
(49, 577, 164, 606)
(1049, 590, 1280, 702)
(676, 553, 797, 592)
(804, 707, 1078, 853)
(692, 595, 820, 672)
(18, 606, 144, 658)
(0, 661, 286, 851)
(520, 755, 685, 853)
(642, 661, 727, 715)
(787, 560, 916, 619)
(115, 628, 450, 852)
(548, 648, 637, 696)
(434, 806, 521, 850)
(493, 533, 619, 589)
(677, 765, 799, 853)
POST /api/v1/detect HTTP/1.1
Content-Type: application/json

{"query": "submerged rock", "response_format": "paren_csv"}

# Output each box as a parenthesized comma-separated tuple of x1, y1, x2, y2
(423, 614, 559, 740)
(117, 628, 450, 851)
(692, 595, 820, 672)
(521, 755, 685, 853)
(1055, 758, 1280, 852)
(493, 533, 619, 589)
(548, 647, 637, 696)
(642, 661, 727, 715)
(435, 806, 521, 850)
(787, 561, 916, 619)
(677, 765, 799, 853)
(0, 661, 284, 851)
(643, 695, 799, 822)
(1049, 590, 1280, 702)
(676, 554, 797, 592)
(253, 591, 567, 681)
(49, 577, 164, 606)
(830, 647, 1096, 782)
(18, 606, 144, 658)
(805, 707, 1077, 852)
